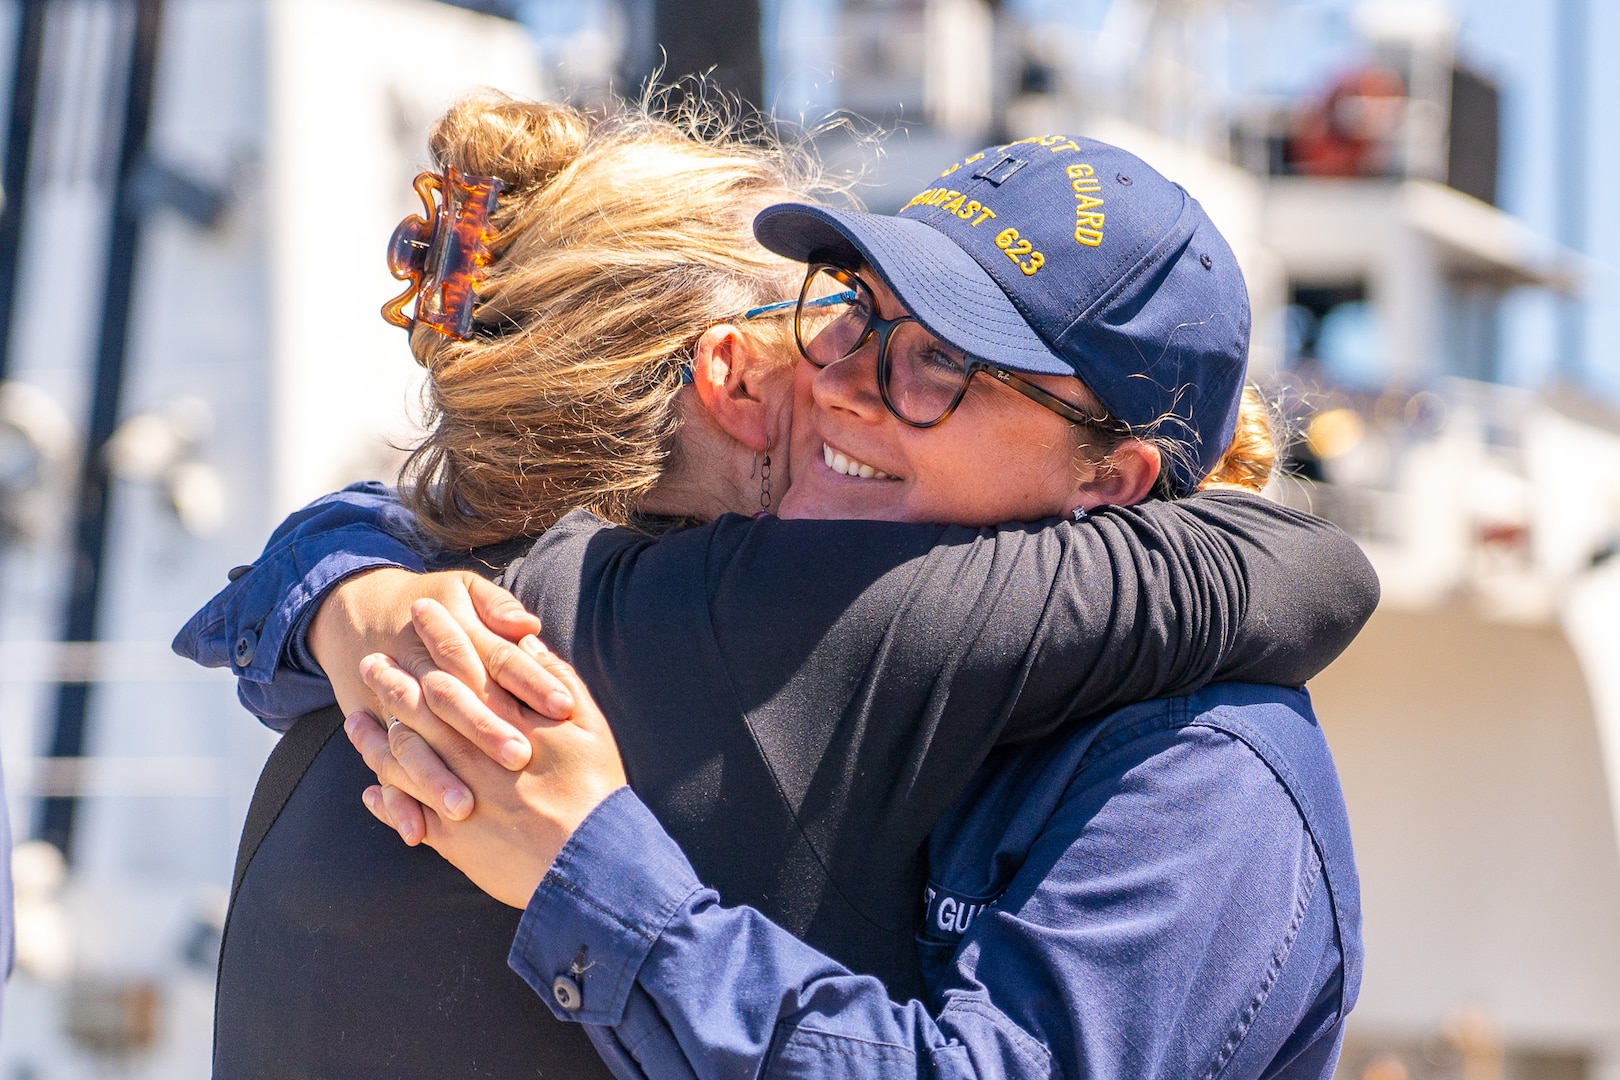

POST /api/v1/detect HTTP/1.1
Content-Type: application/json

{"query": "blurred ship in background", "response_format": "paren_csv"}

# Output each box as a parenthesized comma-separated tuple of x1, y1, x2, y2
(0, 0, 1615, 1076)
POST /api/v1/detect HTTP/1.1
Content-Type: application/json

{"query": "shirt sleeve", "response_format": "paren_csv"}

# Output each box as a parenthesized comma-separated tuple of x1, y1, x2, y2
(507, 727, 1343, 1080)
(169, 482, 429, 727)
(997, 491, 1381, 740)
(513, 492, 1377, 748)
(502, 496, 1374, 946)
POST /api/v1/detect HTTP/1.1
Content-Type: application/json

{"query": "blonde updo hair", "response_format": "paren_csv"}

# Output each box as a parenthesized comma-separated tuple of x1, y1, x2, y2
(1079, 383, 1279, 497)
(1199, 386, 1279, 493)
(400, 93, 826, 547)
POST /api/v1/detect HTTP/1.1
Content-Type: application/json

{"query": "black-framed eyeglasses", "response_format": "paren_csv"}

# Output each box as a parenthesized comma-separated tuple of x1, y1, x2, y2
(784, 264, 1133, 433)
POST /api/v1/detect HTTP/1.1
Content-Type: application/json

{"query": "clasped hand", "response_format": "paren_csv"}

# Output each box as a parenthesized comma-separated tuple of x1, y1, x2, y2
(339, 577, 627, 909)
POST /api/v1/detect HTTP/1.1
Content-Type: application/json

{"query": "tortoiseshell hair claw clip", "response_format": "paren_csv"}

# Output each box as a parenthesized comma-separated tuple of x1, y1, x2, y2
(382, 166, 506, 341)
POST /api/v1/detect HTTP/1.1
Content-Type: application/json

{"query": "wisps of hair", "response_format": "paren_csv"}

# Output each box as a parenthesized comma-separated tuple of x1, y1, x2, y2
(1198, 384, 1279, 493)
(397, 88, 847, 547)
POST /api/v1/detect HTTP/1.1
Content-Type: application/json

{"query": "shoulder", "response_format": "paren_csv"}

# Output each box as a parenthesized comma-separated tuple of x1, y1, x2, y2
(962, 692, 1354, 1077)
(1065, 695, 1320, 861)
(1071, 685, 1363, 1013)
(1074, 686, 1353, 877)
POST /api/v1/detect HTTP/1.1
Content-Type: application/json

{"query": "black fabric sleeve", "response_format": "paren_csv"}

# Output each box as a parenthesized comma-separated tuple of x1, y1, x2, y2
(509, 491, 1376, 743)
(502, 492, 1375, 939)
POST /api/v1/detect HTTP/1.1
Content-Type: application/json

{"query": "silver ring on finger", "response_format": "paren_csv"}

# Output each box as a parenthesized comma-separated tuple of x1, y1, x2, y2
(387, 716, 402, 732)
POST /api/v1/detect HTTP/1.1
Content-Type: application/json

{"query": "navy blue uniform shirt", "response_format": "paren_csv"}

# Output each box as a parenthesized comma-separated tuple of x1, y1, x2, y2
(513, 683, 1359, 1080)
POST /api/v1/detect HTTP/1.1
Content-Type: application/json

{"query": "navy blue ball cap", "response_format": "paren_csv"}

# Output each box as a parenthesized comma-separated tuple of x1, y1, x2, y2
(753, 135, 1251, 495)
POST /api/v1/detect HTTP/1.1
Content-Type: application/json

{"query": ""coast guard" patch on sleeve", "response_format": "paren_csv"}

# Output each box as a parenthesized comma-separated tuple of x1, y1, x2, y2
(919, 884, 1001, 945)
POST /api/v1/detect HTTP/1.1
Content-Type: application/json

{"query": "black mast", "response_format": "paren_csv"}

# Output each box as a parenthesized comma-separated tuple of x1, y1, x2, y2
(37, 0, 166, 859)
(0, 0, 49, 384)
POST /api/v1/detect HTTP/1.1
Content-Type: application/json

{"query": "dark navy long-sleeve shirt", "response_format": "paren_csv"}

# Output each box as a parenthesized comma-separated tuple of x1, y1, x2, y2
(509, 683, 1360, 1080)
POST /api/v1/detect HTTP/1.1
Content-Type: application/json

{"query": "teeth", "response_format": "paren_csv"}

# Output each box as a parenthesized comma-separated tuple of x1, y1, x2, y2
(823, 443, 892, 480)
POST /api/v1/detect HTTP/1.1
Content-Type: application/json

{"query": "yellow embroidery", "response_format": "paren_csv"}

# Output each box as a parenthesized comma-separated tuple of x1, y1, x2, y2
(902, 188, 998, 226)
(1065, 164, 1104, 246)
(1008, 134, 1082, 154)
(995, 227, 1044, 275)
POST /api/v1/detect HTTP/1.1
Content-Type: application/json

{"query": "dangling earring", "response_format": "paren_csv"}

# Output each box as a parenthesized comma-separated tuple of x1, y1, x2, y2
(1071, 506, 1088, 522)
(759, 449, 773, 513)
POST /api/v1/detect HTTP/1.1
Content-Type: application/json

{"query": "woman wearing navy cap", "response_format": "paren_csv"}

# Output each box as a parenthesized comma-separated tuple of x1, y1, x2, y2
(355, 141, 1362, 1076)
(184, 100, 1366, 1080)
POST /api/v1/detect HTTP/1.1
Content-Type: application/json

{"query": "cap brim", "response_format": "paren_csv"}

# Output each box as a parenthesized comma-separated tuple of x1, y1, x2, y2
(753, 203, 1071, 377)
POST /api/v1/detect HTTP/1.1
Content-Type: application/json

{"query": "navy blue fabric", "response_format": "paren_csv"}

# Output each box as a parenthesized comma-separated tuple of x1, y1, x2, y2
(753, 135, 1250, 494)
(509, 684, 1359, 1080)
(171, 481, 427, 726)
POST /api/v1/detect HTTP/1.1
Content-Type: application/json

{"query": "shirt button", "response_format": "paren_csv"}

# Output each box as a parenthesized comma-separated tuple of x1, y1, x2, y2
(232, 629, 258, 668)
(552, 975, 582, 1012)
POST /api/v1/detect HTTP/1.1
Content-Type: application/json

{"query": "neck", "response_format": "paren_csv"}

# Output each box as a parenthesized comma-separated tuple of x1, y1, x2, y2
(635, 395, 760, 522)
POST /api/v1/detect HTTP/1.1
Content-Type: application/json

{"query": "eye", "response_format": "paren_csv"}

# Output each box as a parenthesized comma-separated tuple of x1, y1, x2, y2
(917, 344, 967, 375)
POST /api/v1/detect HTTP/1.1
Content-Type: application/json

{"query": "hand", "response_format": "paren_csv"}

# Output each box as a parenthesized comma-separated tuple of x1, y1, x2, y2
(309, 569, 555, 768)
(348, 596, 582, 836)
(345, 647, 627, 909)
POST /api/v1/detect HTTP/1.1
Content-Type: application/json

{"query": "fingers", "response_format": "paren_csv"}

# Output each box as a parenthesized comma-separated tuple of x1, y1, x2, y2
(414, 597, 574, 721)
(526, 649, 614, 739)
(382, 783, 428, 844)
(361, 784, 440, 848)
(416, 664, 557, 769)
(401, 600, 537, 769)
(346, 711, 449, 836)
(349, 664, 480, 820)
(346, 710, 402, 789)
(466, 573, 542, 639)
(480, 632, 574, 719)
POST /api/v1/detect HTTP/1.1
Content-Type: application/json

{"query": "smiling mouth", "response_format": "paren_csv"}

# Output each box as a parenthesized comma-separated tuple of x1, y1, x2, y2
(823, 443, 895, 480)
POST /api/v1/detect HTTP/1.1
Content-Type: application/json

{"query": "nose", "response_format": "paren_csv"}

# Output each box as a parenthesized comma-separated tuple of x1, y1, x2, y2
(810, 334, 886, 420)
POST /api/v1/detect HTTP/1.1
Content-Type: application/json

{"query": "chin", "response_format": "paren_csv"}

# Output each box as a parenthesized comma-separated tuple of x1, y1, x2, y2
(776, 489, 901, 522)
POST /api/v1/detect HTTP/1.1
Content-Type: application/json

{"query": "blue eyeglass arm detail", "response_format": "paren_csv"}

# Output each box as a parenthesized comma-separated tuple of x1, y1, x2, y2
(680, 291, 858, 384)
(741, 290, 855, 321)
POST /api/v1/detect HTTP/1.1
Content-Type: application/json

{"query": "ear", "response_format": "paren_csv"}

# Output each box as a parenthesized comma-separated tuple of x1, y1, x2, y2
(689, 324, 774, 453)
(1071, 439, 1161, 510)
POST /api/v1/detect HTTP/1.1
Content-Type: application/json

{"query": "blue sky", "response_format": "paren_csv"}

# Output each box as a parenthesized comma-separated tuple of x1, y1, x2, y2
(1458, 0, 1617, 397)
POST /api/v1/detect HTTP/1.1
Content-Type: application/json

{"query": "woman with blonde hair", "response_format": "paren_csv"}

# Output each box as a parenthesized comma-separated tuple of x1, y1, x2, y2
(179, 95, 1371, 1079)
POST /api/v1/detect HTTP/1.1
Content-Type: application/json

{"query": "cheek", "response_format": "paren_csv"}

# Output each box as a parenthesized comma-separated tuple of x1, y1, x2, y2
(907, 408, 1077, 516)
(789, 366, 817, 435)
(759, 364, 797, 413)
(787, 369, 821, 476)
(961, 391, 1074, 473)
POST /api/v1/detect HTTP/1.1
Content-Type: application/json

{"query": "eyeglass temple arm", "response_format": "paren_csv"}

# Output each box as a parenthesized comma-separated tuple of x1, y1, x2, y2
(682, 291, 860, 383)
(985, 368, 1131, 434)
(742, 290, 856, 321)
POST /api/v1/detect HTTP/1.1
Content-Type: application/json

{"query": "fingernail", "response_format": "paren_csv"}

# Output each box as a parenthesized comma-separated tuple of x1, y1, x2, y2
(344, 713, 362, 737)
(444, 788, 472, 817)
(545, 689, 574, 716)
(499, 739, 530, 769)
(361, 788, 378, 811)
(519, 634, 548, 657)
